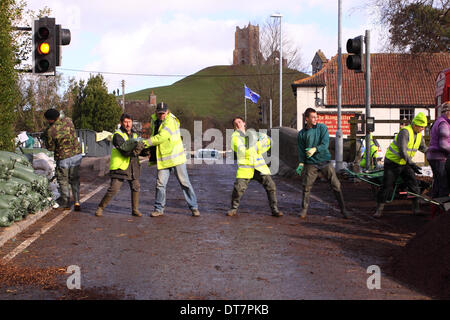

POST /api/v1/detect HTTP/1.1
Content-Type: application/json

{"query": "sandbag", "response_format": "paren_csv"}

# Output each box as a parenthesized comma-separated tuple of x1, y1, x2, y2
(12, 161, 34, 173)
(33, 158, 54, 173)
(0, 151, 31, 166)
(0, 181, 27, 197)
(119, 138, 139, 152)
(0, 194, 24, 221)
(0, 211, 14, 227)
(10, 166, 41, 184)
(19, 148, 53, 158)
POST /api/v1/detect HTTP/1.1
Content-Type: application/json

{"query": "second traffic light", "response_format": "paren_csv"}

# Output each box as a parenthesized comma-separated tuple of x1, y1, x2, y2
(33, 17, 56, 75)
(346, 36, 364, 72)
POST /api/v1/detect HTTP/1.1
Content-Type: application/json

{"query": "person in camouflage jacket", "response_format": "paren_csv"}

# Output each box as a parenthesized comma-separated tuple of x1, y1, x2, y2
(42, 108, 83, 211)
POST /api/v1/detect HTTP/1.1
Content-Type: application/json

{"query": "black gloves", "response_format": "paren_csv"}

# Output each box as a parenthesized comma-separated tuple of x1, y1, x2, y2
(410, 163, 422, 175)
(132, 141, 146, 156)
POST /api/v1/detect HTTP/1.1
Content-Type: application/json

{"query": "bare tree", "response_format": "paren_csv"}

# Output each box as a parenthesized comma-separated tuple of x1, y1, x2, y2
(259, 17, 305, 71)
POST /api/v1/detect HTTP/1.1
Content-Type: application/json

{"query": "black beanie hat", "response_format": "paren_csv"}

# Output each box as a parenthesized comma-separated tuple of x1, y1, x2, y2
(44, 108, 60, 121)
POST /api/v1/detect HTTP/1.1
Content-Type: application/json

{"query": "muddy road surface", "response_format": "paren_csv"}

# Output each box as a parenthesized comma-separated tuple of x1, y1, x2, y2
(0, 160, 431, 300)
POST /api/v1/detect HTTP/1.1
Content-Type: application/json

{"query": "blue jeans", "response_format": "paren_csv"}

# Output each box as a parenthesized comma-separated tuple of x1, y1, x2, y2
(154, 163, 198, 212)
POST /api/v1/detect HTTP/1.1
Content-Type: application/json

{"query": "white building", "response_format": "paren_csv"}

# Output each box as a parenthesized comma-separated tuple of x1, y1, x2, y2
(291, 51, 450, 163)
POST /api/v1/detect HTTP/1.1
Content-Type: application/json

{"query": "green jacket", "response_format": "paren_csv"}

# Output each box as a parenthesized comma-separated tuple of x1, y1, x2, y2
(297, 123, 331, 164)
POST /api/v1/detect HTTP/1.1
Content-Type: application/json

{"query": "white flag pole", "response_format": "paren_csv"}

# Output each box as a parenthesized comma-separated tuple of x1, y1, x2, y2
(245, 97, 247, 123)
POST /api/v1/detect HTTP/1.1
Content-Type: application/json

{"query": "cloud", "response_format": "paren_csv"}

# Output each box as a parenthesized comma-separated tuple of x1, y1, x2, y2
(26, 0, 385, 93)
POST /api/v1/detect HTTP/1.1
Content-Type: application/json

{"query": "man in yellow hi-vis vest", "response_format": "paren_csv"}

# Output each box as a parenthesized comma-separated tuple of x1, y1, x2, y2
(374, 112, 428, 218)
(360, 134, 380, 170)
(147, 102, 199, 217)
(95, 113, 149, 217)
(227, 117, 282, 217)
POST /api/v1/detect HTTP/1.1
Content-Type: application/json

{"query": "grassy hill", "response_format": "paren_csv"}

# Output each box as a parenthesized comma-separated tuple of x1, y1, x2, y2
(126, 65, 308, 131)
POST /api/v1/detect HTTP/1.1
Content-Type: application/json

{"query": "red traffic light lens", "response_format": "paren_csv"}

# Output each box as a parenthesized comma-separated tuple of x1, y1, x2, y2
(38, 27, 49, 39)
(38, 42, 50, 55)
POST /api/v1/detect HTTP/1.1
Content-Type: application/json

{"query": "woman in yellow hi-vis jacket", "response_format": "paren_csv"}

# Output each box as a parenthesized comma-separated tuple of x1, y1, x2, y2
(146, 102, 199, 217)
(227, 117, 282, 217)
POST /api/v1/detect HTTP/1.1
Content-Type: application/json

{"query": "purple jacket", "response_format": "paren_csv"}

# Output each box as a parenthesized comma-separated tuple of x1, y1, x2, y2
(427, 115, 450, 161)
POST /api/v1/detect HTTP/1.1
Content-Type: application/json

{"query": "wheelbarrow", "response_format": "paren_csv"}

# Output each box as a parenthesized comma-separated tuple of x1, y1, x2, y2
(344, 168, 431, 203)
(399, 191, 450, 216)
(345, 168, 448, 216)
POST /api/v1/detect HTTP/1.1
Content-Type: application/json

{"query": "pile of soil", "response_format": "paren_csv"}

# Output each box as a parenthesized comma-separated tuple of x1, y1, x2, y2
(389, 213, 450, 299)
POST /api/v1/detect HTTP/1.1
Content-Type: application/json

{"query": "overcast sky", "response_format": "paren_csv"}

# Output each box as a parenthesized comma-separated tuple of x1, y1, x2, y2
(25, 0, 386, 94)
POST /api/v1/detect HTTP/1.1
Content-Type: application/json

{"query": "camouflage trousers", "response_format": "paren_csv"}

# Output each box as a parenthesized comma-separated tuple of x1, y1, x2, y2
(55, 161, 81, 208)
(231, 170, 279, 212)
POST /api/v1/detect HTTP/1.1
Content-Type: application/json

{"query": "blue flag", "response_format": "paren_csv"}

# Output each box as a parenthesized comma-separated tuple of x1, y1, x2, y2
(244, 84, 260, 104)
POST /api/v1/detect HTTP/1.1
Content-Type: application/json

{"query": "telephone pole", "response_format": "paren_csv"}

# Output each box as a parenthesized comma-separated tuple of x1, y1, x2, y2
(121, 80, 125, 111)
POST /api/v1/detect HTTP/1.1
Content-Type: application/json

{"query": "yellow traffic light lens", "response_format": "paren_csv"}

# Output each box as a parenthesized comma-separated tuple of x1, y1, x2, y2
(39, 42, 50, 55)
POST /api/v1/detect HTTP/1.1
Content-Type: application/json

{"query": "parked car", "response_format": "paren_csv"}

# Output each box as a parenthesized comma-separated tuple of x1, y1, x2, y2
(195, 149, 221, 160)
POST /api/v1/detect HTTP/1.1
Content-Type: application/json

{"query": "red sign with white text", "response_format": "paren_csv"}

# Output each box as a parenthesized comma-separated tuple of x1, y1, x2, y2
(317, 113, 355, 136)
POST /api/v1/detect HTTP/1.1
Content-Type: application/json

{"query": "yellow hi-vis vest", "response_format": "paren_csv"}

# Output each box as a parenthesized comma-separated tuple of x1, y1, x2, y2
(109, 129, 138, 171)
(385, 125, 422, 165)
(232, 130, 271, 179)
(147, 113, 186, 170)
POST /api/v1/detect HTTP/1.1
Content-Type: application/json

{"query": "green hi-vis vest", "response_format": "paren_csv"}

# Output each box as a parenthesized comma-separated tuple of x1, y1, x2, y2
(232, 130, 271, 179)
(109, 129, 138, 171)
(385, 125, 422, 165)
(360, 134, 379, 169)
(148, 113, 186, 170)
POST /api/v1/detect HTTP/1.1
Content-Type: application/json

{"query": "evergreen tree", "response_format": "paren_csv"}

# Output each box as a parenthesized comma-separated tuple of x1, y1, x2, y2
(72, 74, 123, 132)
(0, 0, 20, 151)
(367, 0, 449, 53)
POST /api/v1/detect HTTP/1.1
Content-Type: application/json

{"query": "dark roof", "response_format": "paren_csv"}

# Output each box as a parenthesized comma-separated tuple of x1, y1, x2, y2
(292, 52, 450, 106)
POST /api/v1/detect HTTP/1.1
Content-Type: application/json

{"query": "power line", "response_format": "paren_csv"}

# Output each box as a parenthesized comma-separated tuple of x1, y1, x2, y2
(57, 67, 303, 78)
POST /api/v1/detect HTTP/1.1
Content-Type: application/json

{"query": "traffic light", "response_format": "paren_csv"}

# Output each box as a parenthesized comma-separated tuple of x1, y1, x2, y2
(32, 17, 71, 75)
(346, 36, 363, 72)
(33, 17, 56, 75)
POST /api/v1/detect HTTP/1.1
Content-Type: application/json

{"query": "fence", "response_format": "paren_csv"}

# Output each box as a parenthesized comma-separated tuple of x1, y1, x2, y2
(30, 129, 113, 158)
(76, 129, 113, 157)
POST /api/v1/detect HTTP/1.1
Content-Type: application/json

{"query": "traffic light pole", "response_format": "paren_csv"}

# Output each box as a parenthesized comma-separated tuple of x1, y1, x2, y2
(335, 0, 343, 172)
(365, 30, 371, 170)
(269, 99, 273, 129)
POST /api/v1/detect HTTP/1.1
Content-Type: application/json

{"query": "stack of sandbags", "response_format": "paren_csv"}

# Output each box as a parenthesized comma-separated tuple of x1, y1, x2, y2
(0, 151, 54, 227)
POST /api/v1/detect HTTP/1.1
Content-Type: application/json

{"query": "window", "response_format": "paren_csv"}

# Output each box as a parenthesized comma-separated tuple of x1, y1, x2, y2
(400, 108, 414, 121)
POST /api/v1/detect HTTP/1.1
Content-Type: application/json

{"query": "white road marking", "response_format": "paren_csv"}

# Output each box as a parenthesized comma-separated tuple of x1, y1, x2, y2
(0, 158, 149, 263)
(1, 184, 107, 264)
